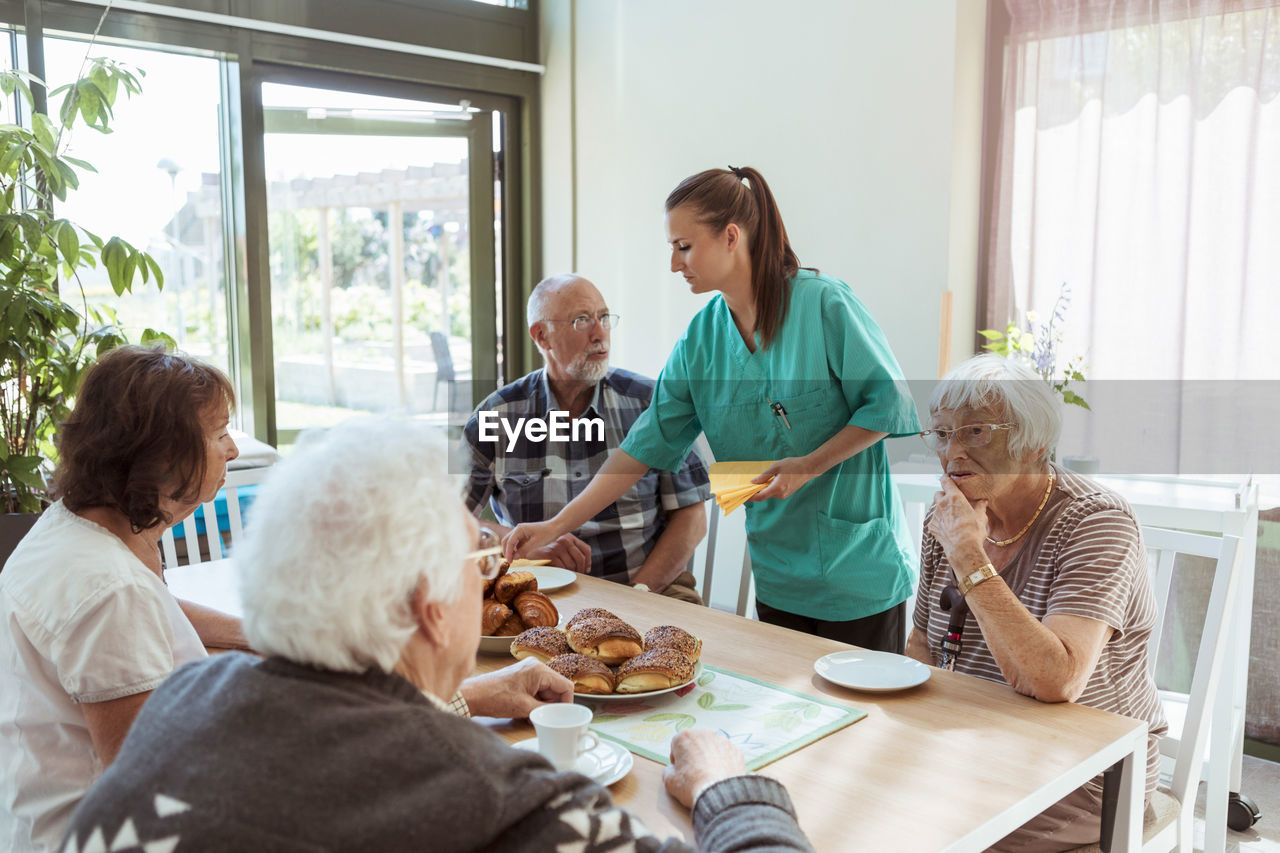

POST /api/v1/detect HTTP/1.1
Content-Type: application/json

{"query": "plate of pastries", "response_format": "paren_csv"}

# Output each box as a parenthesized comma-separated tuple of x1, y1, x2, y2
(509, 608, 702, 699)
(479, 563, 561, 654)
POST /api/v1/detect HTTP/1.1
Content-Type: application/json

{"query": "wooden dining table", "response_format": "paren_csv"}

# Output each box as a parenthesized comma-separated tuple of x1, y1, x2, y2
(167, 559, 1148, 852)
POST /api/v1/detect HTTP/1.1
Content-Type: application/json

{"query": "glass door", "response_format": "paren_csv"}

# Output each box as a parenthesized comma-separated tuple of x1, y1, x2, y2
(261, 81, 495, 444)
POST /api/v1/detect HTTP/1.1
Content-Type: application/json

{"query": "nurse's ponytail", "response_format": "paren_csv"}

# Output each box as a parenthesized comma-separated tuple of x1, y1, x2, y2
(666, 166, 801, 349)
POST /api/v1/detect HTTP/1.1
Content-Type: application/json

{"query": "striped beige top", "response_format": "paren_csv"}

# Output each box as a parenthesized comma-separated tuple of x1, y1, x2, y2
(912, 464, 1167, 796)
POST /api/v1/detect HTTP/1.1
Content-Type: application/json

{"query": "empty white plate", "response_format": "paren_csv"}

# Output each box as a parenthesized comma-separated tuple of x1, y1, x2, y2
(529, 566, 576, 592)
(514, 736, 634, 786)
(813, 650, 930, 692)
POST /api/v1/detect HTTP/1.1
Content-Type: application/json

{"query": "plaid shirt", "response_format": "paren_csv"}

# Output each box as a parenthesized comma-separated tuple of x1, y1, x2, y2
(462, 368, 710, 583)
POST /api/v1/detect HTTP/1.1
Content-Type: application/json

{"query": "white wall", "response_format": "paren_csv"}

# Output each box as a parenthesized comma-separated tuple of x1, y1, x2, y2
(539, 0, 988, 609)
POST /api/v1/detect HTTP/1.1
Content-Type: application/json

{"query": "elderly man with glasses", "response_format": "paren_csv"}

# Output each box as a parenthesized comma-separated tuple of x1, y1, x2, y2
(906, 354, 1166, 852)
(462, 273, 710, 603)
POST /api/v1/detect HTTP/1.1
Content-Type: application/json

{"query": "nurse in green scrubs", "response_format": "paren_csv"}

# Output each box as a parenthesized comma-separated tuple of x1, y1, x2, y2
(507, 166, 920, 652)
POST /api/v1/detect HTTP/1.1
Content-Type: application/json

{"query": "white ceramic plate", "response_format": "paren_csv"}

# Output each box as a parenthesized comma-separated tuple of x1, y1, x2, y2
(813, 650, 930, 693)
(478, 617, 569, 656)
(514, 736, 633, 786)
(529, 566, 576, 592)
(477, 634, 520, 654)
(575, 661, 703, 703)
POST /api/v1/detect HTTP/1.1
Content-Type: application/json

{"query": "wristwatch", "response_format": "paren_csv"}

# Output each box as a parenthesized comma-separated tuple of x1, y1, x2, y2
(631, 583, 651, 593)
(958, 562, 999, 597)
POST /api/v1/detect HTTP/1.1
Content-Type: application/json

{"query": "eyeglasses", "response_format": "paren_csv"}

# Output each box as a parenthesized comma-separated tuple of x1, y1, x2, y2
(918, 423, 1016, 451)
(466, 528, 506, 580)
(549, 313, 620, 333)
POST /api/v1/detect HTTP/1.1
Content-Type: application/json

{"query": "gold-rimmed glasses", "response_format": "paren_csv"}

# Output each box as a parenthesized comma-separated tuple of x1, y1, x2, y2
(466, 528, 506, 580)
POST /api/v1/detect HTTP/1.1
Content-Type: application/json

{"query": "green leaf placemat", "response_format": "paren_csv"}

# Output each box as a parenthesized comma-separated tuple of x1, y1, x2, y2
(583, 665, 865, 770)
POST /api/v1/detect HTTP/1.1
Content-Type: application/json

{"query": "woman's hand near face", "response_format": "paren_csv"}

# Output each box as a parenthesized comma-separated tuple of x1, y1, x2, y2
(748, 457, 816, 501)
(928, 475, 990, 562)
(662, 729, 748, 809)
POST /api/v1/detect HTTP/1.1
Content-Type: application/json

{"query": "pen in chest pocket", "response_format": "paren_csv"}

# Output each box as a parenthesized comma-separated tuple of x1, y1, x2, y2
(766, 397, 791, 430)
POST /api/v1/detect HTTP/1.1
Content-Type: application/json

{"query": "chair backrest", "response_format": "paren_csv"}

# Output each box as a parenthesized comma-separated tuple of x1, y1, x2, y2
(161, 467, 273, 569)
(430, 331, 455, 380)
(1141, 525, 1241, 816)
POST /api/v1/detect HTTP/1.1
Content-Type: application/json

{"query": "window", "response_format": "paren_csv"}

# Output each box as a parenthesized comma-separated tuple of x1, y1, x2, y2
(45, 37, 234, 377)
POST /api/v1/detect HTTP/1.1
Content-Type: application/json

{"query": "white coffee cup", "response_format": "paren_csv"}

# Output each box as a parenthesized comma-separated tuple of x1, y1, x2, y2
(530, 703, 598, 771)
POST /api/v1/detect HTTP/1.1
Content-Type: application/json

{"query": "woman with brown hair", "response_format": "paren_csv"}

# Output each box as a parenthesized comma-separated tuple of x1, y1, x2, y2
(0, 345, 245, 852)
(508, 166, 919, 649)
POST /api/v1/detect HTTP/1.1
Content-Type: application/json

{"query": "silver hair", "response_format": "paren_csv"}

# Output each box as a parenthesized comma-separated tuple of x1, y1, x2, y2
(526, 273, 587, 326)
(929, 353, 1061, 462)
(236, 417, 469, 674)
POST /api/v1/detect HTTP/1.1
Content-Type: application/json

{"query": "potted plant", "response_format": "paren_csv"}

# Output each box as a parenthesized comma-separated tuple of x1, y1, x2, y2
(1, 40, 168, 562)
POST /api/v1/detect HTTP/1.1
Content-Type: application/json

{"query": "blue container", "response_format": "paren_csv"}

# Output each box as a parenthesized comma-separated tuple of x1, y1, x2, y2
(168, 485, 260, 540)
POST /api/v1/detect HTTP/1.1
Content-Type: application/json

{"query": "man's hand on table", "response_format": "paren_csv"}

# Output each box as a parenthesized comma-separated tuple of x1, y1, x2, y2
(461, 657, 574, 718)
(663, 730, 748, 809)
(530, 532, 592, 574)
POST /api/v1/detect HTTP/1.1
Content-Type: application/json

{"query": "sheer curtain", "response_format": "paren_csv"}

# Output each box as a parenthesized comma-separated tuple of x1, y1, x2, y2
(987, 1, 1279, 471)
(986, 0, 1280, 743)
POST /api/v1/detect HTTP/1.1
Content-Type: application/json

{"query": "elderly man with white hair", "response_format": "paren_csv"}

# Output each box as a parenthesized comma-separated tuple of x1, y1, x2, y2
(907, 354, 1166, 852)
(61, 418, 813, 852)
(463, 273, 711, 603)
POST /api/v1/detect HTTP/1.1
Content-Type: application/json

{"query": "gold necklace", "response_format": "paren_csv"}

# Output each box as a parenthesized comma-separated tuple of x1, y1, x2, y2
(986, 469, 1056, 547)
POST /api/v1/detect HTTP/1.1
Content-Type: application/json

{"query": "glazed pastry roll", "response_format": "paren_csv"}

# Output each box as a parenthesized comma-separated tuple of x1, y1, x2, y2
(510, 627, 572, 664)
(565, 607, 620, 632)
(513, 590, 558, 628)
(642, 625, 701, 662)
(493, 570, 537, 604)
(615, 648, 696, 694)
(547, 653, 615, 695)
(565, 617, 643, 666)
(493, 612, 525, 637)
(481, 600, 512, 635)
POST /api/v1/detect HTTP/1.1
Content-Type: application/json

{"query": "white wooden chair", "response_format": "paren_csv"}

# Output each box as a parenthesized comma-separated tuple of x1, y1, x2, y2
(160, 467, 270, 569)
(698, 505, 755, 618)
(1073, 526, 1242, 853)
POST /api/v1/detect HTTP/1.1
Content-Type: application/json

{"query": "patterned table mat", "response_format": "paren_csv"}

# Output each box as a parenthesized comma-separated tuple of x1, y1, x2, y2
(583, 665, 866, 770)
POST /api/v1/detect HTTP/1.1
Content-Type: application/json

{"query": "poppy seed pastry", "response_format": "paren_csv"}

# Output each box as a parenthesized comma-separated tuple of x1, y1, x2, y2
(565, 607, 620, 631)
(642, 625, 701, 662)
(564, 617, 643, 665)
(509, 627, 572, 663)
(546, 653, 615, 695)
(615, 648, 696, 694)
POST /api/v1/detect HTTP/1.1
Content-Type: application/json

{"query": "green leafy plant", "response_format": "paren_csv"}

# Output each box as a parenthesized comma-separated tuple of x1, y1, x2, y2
(979, 283, 1090, 411)
(1, 36, 169, 513)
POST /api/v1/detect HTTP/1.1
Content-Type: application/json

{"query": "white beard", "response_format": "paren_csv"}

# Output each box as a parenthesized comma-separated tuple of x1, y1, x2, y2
(568, 351, 609, 384)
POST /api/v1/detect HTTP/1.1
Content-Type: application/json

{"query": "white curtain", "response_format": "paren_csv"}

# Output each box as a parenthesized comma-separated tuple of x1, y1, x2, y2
(988, 0, 1280, 475)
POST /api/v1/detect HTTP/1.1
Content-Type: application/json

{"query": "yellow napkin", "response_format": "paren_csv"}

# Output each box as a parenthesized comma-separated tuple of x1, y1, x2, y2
(509, 558, 553, 567)
(709, 461, 776, 516)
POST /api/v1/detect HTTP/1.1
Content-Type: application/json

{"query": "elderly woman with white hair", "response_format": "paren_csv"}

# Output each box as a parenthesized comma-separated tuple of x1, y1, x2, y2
(905, 354, 1166, 852)
(62, 417, 813, 853)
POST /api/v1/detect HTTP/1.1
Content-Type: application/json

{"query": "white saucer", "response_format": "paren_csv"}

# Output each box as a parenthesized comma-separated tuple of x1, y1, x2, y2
(529, 566, 576, 592)
(514, 736, 633, 786)
(813, 650, 930, 692)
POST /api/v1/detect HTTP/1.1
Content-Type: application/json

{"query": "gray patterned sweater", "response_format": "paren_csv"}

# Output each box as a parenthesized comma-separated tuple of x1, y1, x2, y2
(63, 654, 813, 852)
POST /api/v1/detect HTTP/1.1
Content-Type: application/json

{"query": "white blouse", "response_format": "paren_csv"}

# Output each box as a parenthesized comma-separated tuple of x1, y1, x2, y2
(0, 502, 205, 852)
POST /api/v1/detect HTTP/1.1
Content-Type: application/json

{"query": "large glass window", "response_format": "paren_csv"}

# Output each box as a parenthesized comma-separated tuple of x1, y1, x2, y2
(44, 37, 233, 377)
(262, 82, 480, 437)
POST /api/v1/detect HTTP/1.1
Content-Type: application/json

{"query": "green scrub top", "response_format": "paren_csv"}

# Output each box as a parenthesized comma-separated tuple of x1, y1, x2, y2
(621, 271, 921, 621)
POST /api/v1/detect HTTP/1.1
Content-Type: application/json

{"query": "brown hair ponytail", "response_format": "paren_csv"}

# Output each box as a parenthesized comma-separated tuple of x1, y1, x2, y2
(665, 165, 801, 348)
